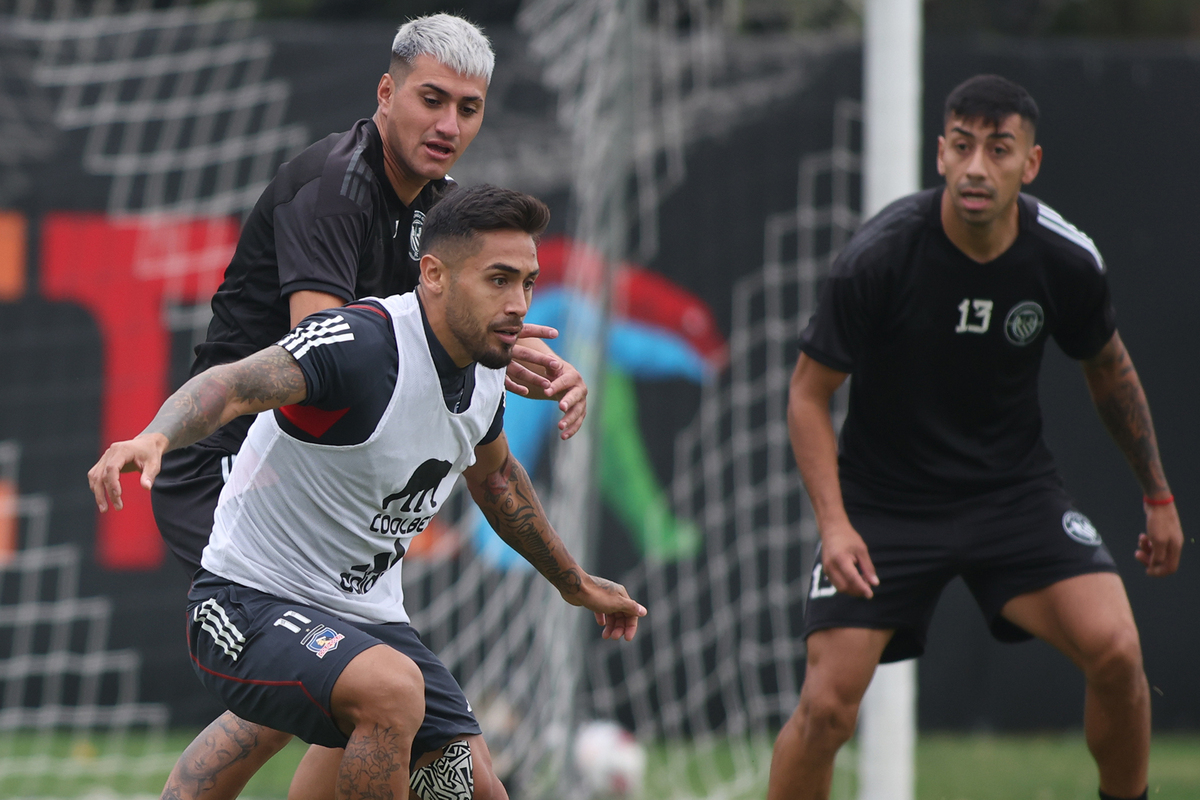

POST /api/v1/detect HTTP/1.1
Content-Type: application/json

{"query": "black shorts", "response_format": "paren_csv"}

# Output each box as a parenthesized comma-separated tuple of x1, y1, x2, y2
(152, 443, 235, 575)
(803, 482, 1118, 664)
(186, 571, 481, 754)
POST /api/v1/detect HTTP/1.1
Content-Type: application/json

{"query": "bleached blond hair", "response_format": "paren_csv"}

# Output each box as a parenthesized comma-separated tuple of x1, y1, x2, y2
(391, 14, 494, 85)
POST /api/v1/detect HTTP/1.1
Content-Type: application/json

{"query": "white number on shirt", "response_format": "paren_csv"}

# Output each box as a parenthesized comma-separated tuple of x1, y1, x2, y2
(955, 298, 994, 334)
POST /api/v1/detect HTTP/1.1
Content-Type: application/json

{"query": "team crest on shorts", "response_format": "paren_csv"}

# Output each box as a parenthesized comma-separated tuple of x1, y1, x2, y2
(1004, 301, 1045, 346)
(1062, 510, 1102, 546)
(302, 625, 345, 659)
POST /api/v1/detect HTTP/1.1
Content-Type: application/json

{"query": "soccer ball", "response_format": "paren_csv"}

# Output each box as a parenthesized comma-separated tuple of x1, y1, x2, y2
(573, 720, 646, 799)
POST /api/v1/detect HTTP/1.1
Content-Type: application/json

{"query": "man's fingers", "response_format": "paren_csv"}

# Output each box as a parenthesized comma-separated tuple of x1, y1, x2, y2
(828, 555, 873, 599)
(88, 464, 110, 513)
(517, 323, 559, 341)
(505, 358, 552, 390)
(597, 612, 641, 642)
(504, 376, 531, 395)
(140, 458, 161, 491)
(857, 550, 880, 587)
(558, 397, 587, 439)
(511, 344, 560, 372)
(103, 463, 124, 512)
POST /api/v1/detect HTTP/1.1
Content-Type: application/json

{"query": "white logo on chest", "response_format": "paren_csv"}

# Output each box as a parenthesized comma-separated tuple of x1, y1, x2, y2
(1004, 301, 1045, 346)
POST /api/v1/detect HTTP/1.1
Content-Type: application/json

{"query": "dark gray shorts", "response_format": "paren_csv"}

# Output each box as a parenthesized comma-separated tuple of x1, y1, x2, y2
(803, 481, 1118, 663)
(186, 571, 481, 754)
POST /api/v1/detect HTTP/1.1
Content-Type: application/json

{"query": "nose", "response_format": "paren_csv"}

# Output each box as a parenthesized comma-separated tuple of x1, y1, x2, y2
(434, 105, 460, 139)
(964, 143, 988, 179)
(505, 283, 528, 319)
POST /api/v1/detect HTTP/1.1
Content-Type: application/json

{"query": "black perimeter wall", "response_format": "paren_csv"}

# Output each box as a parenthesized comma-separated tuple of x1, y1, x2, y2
(1, 25, 1197, 731)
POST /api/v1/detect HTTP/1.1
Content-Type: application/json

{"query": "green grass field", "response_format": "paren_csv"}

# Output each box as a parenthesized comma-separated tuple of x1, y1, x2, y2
(1, 731, 1196, 798)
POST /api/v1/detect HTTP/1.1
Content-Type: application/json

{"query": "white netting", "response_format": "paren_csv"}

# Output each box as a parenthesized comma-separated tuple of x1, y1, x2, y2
(0, 441, 173, 797)
(3, 0, 307, 217)
(2, 0, 310, 352)
(579, 99, 861, 798)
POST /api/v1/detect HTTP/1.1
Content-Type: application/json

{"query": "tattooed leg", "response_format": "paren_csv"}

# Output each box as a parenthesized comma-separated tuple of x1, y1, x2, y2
(162, 712, 292, 800)
(329, 645, 425, 800)
(337, 724, 408, 800)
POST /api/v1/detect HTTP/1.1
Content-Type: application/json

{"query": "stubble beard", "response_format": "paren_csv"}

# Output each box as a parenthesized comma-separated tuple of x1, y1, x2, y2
(445, 290, 515, 370)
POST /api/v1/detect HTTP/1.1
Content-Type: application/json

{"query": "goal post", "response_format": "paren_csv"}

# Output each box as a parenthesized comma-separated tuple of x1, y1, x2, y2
(857, 1, 923, 799)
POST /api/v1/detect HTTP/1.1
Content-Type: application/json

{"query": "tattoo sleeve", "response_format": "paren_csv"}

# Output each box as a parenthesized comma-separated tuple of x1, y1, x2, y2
(469, 454, 583, 596)
(1083, 333, 1170, 497)
(142, 346, 307, 451)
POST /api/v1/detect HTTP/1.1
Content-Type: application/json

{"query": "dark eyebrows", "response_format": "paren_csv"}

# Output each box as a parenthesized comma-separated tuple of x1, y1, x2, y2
(488, 263, 539, 280)
(419, 82, 484, 104)
(950, 125, 1015, 141)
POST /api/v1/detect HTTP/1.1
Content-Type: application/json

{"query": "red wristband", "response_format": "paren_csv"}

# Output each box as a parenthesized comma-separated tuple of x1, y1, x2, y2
(1144, 495, 1174, 506)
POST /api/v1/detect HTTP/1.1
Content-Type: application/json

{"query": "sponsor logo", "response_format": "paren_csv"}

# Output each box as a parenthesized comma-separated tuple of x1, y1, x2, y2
(370, 513, 434, 536)
(302, 625, 345, 658)
(409, 210, 426, 261)
(1062, 510, 1102, 546)
(1004, 301, 1044, 346)
(383, 459, 452, 514)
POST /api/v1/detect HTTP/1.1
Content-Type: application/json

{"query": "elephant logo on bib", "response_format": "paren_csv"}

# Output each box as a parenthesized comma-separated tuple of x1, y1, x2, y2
(383, 459, 452, 513)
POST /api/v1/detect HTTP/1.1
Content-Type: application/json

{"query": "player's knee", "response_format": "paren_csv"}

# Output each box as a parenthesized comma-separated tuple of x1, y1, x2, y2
(332, 646, 425, 733)
(257, 722, 294, 753)
(1085, 627, 1145, 689)
(794, 689, 859, 746)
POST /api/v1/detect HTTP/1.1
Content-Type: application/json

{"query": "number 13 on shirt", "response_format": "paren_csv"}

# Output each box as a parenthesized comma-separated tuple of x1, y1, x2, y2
(955, 298, 994, 334)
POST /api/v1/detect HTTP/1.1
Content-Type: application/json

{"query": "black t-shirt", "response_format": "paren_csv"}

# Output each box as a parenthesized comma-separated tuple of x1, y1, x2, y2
(194, 118, 453, 452)
(800, 188, 1116, 511)
(273, 300, 504, 448)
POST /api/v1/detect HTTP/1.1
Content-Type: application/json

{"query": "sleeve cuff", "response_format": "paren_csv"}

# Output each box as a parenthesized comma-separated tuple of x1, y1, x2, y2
(280, 279, 355, 304)
(799, 342, 854, 374)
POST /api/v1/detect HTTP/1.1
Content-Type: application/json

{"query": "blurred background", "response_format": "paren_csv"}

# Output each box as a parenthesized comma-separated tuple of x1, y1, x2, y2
(1, 0, 1198, 797)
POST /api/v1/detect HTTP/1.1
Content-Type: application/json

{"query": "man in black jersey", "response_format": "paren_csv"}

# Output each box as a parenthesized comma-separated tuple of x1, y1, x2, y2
(146, 15, 588, 800)
(767, 75, 1182, 800)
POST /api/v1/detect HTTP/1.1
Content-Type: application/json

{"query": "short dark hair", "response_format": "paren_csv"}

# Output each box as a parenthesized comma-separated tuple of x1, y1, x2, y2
(420, 184, 550, 259)
(944, 74, 1039, 134)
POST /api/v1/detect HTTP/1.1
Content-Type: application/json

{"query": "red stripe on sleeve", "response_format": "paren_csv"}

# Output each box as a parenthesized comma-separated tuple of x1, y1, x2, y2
(346, 303, 389, 321)
(279, 405, 350, 438)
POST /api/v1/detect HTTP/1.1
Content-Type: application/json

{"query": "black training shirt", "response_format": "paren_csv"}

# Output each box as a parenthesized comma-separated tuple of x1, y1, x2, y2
(194, 118, 453, 452)
(800, 188, 1116, 511)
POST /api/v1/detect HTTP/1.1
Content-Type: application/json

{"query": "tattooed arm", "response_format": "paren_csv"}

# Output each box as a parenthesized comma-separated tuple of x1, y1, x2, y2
(464, 433, 647, 640)
(88, 346, 307, 512)
(1082, 330, 1182, 576)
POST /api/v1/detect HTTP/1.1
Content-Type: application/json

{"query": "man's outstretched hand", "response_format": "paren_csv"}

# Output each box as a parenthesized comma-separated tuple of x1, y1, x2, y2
(1137, 500, 1183, 577)
(87, 434, 169, 512)
(565, 573, 647, 641)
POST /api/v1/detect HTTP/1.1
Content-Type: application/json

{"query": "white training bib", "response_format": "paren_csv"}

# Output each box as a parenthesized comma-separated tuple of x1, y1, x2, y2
(202, 293, 505, 624)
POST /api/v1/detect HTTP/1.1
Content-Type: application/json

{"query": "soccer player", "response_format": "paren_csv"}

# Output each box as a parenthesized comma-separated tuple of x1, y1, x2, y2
(767, 75, 1182, 800)
(144, 15, 587, 800)
(89, 185, 643, 800)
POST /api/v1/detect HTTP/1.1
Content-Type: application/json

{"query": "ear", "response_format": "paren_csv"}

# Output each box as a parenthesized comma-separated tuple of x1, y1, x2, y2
(419, 253, 448, 294)
(1021, 143, 1043, 185)
(936, 135, 947, 176)
(376, 72, 394, 115)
